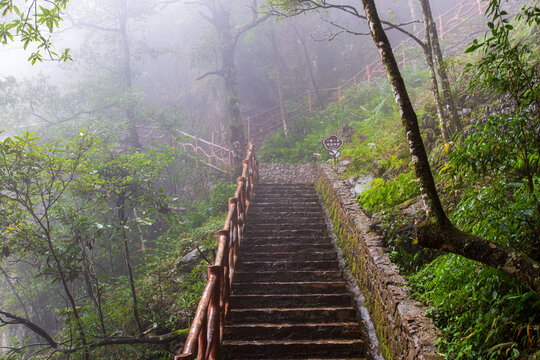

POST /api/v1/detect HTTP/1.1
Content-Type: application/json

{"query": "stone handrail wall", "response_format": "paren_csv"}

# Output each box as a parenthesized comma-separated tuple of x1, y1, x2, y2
(315, 164, 441, 360)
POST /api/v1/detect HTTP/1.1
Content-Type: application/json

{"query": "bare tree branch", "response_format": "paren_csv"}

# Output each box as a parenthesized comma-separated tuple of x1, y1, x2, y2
(0, 310, 58, 349)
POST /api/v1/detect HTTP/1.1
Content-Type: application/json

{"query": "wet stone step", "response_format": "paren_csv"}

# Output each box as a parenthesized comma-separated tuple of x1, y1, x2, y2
(234, 270, 343, 283)
(248, 211, 324, 219)
(240, 243, 335, 252)
(229, 293, 353, 308)
(224, 322, 362, 341)
(222, 338, 367, 359)
(237, 260, 339, 272)
(241, 251, 336, 261)
(242, 233, 332, 245)
(246, 229, 327, 237)
(252, 196, 320, 202)
(227, 307, 358, 324)
(232, 281, 349, 295)
(249, 203, 322, 209)
(248, 223, 327, 231)
(248, 218, 326, 226)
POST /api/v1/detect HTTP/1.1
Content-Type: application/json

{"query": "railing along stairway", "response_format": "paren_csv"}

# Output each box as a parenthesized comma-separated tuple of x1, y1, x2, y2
(137, 126, 234, 174)
(174, 143, 259, 360)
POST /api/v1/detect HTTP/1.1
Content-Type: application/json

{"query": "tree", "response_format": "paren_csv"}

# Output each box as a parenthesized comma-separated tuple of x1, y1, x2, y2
(0, 134, 188, 358)
(191, 0, 269, 160)
(358, 0, 540, 294)
(0, 0, 71, 63)
(419, 0, 462, 136)
(265, 0, 455, 141)
(267, 0, 540, 294)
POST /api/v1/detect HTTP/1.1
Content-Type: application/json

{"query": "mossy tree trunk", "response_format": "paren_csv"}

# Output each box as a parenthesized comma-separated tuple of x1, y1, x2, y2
(420, 0, 462, 135)
(360, 0, 540, 295)
(420, 1, 448, 141)
(196, 0, 268, 168)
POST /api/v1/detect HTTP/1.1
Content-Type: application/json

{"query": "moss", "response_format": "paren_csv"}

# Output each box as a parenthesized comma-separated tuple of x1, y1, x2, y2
(316, 175, 395, 360)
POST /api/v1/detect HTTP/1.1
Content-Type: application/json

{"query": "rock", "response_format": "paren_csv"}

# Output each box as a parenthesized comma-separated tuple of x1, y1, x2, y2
(177, 249, 204, 273)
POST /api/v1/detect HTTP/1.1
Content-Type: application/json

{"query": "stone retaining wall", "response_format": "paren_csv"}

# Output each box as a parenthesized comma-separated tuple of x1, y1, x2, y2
(315, 164, 442, 360)
(259, 162, 318, 184)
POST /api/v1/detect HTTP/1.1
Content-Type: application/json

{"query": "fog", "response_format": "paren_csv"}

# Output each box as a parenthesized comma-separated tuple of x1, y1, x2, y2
(0, 0, 472, 141)
(0, 0, 487, 357)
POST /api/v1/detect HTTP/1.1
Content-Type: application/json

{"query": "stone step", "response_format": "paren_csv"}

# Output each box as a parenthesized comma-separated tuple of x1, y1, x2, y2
(247, 223, 327, 231)
(252, 195, 320, 202)
(237, 260, 339, 272)
(255, 184, 313, 189)
(250, 202, 321, 209)
(234, 270, 343, 283)
(246, 229, 327, 237)
(248, 218, 326, 225)
(228, 307, 357, 324)
(224, 322, 362, 341)
(241, 251, 336, 261)
(229, 293, 353, 308)
(232, 281, 348, 295)
(248, 211, 324, 219)
(243, 236, 331, 245)
(249, 201, 322, 213)
(240, 243, 335, 253)
(222, 338, 367, 359)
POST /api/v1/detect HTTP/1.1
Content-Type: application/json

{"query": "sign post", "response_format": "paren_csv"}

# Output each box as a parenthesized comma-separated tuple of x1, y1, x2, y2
(322, 134, 344, 163)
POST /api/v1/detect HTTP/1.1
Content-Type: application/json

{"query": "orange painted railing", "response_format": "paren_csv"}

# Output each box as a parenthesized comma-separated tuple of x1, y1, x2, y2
(174, 143, 259, 360)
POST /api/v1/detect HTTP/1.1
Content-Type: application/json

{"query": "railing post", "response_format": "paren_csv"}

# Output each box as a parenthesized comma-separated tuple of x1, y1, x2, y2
(247, 116, 251, 142)
(208, 266, 222, 360)
(439, 15, 444, 40)
(477, 0, 482, 14)
(195, 136, 199, 156)
(337, 85, 342, 104)
(366, 64, 371, 82)
(308, 91, 312, 113)
(197, 313, 207, 360)
(228, 149, 233, 168)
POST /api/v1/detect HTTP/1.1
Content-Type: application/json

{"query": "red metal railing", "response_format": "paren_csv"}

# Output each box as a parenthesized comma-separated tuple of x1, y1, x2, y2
(174, 143, 259, 360)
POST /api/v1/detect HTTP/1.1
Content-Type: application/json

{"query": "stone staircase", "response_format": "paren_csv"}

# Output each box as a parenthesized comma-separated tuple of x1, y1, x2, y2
(222, 183, 371, 360)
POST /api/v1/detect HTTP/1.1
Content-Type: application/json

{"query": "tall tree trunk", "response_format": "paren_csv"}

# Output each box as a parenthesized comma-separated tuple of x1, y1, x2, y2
(44, 231, 89, 359)
(269, 29, 288, 136)
(420, 0, 448, 141)
(119, 0, 141, 148)
(117, 190, 144, 334)
(420, 0, 462, 135)
(409, 0, 419, 33)
(360, 0, 540, 295)
(291, 23, 324, 109)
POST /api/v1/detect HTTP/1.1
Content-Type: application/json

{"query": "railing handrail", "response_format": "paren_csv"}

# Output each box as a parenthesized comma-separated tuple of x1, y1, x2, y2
(174, 142, 258, 360)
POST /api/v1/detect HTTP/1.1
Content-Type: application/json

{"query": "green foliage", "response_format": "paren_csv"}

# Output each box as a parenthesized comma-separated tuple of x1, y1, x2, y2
(357, 171, 420, 213)
(0, 0, 71, 63)
(410, 254, 540, 359)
